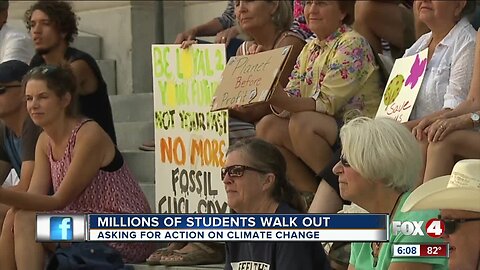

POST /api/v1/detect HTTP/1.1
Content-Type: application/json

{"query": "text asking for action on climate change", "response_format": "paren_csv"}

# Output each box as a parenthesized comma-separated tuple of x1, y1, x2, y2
(86, 214, 388, 242)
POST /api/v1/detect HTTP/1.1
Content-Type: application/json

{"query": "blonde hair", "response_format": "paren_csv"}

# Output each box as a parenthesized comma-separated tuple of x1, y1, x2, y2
(340, 117, 422, 192)
(270, 0, 293, 32)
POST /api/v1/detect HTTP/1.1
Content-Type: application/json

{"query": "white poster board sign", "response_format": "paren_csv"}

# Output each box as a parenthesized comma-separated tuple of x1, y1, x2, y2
(376, 49, 428, 122)
(151, 44, 229, 213)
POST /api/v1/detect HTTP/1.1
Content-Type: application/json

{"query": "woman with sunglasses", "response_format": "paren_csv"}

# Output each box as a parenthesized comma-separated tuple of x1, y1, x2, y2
(403, 159, 480, 270)
(0, 66, 155, 269)
(223, 138, 330, 270)
(334, 117, 448, 270)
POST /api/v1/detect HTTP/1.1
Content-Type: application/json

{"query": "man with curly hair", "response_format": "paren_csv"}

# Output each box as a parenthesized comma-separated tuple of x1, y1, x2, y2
(25, 0, 117, 144)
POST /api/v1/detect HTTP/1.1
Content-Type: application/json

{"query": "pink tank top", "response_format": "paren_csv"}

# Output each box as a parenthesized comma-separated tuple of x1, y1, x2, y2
(48, 119, 151, 214)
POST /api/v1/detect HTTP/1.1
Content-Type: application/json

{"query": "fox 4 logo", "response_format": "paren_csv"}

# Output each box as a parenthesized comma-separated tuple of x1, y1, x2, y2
(392, 218, 445, 238)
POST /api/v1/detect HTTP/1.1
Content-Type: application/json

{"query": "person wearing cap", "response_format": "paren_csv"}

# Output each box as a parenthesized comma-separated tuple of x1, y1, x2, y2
(402, 159, 480, 270)
(0, 0, 34, 64)
(0, 60, 41, 230)
(334, 117, 448, 269)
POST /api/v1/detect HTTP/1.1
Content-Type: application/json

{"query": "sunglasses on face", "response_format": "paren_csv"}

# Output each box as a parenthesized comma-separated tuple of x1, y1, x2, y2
(439, 216, 480, 235)
(221, 165, 268, 179)
(340, 155, 350, 167)
(0, 84, 21, 95)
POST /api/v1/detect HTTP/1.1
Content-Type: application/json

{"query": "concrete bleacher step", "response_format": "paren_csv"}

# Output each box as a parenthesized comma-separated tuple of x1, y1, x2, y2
(8, 20, 102, 61)
(139, 183, 156, 212)
(109, 93, 154, 123)
(115, 121, 154, 151)
(97, 59, 117, 95)
(128, 264, 224, 270)
(123, 150, 154, 182)
(122, 150, 155, 210)
(72, 31, 101, 60)
(7, 20, 118, 95)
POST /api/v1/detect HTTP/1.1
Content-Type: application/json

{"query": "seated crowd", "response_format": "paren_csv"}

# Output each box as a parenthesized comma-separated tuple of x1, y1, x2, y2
(0, 0, 479, 269)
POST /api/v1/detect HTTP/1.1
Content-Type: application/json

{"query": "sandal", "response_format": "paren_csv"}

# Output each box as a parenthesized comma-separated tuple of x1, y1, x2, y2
(145, 242, 187, 265)
(160, 242, 225, 266)
(139, 140, 155, 151)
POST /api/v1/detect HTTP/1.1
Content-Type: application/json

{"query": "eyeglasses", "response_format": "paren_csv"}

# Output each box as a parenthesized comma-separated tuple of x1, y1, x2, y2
(221, 165, 268, 179)
(439, 216, 480, 235)
(0, 84, 21, 95)
(340, 155, 350, 167)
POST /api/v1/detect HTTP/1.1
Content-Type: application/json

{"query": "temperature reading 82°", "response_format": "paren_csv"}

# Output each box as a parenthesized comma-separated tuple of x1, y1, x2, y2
(427, 246, 441, 255)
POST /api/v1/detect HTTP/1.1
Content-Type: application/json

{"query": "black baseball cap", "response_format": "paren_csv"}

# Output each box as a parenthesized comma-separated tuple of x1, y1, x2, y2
(0, 60, 31, 84)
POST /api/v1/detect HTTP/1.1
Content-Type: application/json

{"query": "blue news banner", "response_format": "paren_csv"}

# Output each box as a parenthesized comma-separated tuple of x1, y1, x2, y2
(36, 214, 388, 242)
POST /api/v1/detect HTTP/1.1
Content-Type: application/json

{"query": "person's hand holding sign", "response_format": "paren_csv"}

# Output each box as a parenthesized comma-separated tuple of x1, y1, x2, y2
(246, 43, 265, 55)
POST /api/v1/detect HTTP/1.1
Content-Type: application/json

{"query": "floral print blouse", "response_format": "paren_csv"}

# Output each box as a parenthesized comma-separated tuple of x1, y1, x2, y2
(284, 25, 382, 123)
(292, 0, 314, 40)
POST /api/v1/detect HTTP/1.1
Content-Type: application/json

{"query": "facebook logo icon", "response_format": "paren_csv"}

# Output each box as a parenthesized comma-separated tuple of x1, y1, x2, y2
(50, 217, 73, 241)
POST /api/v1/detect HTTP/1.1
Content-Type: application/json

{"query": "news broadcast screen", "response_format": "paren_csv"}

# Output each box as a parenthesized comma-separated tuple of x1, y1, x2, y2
(36, 213, 449, 259)
(37, 213, 388, 242)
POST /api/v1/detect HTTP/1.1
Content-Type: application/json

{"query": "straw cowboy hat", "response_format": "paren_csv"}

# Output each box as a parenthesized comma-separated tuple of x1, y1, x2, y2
(402, 159, 480, 213)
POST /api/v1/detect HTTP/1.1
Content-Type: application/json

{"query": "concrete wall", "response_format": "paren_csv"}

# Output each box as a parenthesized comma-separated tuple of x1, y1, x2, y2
(8, 0, 226, 95)
(163, 1, 226, 43)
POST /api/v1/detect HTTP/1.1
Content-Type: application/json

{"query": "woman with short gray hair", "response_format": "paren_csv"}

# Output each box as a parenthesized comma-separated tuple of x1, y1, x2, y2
(335, 117, 448, 269)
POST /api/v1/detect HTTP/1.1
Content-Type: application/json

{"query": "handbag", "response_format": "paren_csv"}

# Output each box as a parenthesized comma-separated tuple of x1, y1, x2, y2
(46, 243, 133, 270)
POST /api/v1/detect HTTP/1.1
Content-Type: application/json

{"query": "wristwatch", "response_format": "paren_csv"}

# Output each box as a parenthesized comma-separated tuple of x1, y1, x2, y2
(471, 112, 480, 128)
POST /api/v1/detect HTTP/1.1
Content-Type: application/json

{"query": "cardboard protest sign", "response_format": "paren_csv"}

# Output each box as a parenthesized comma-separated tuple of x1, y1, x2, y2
(210, 46, 292, 111)
(151, 44, 229, 214)
(375, 49, 428, 122)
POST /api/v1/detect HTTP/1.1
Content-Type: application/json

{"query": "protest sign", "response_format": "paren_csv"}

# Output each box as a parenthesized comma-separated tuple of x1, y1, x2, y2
(152, 44, 229, 213)
(211, 46, 291, 111)
(376, 49, 428, 122)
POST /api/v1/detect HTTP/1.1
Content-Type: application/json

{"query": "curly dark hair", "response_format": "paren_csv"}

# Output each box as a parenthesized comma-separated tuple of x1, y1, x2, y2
(24, 0, 78, 44)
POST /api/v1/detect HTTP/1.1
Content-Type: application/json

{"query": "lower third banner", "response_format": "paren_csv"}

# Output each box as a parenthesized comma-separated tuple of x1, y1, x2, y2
(36, 214, 388, 242)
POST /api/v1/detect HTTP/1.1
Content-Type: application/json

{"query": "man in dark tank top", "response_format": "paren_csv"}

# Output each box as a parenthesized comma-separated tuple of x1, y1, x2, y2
(25, 0, 117, 144)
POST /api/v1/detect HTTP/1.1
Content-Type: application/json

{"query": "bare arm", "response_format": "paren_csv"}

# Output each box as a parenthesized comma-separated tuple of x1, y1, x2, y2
(175, 0, 235, 44)
(192, 19, 226, 38)
(269, 83, 315, 113)
(70, 60, 98, 96)
(0, 123, 112, 210)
